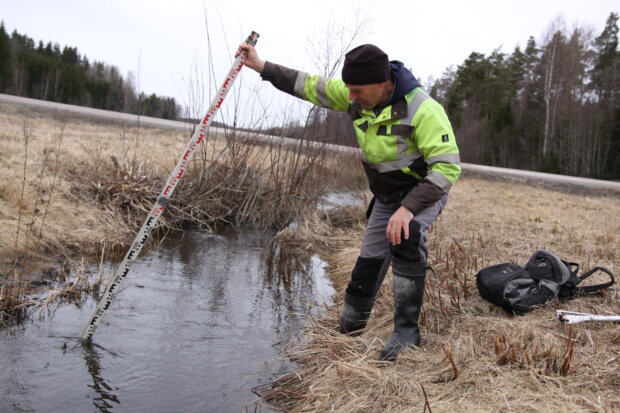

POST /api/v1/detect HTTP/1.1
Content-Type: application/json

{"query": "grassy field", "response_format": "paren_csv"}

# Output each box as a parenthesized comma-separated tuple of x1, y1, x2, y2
(1, 102, 618, 411)
(263, 178, 620, 412)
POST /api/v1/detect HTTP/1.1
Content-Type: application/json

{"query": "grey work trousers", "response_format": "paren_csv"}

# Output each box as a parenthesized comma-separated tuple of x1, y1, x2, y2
(359, 194, 448, 289)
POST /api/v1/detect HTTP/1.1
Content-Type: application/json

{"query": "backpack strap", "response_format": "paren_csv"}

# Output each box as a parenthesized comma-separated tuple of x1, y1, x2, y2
(565, 261, 580, 282)
(566, 262, 579, 274)
(557, 261, 580, 300)
(577, 267, 616, 293)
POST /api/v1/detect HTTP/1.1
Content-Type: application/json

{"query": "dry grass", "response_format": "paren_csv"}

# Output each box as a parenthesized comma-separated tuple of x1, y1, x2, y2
(0, 102, 365, 317)
(1, 102, 619, 411)
(0, 104, 190, 261)
(259, 178, 620, 412)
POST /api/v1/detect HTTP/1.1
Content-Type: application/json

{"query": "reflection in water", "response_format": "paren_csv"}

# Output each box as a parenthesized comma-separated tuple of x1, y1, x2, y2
(80, 342, 120, 412)
(260, 241, 328, 337)
(0, 227, 334, 412)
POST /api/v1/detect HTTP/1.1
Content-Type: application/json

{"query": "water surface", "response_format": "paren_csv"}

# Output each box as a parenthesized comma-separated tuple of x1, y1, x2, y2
(0, 228, 334, 412)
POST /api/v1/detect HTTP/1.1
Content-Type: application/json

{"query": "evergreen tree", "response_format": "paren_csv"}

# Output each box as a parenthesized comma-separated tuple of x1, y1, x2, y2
(0, 22, 12, 92)
(591, 13, 619, 178)
(516, 36, 542, 169)
(591, 12, 619, 105)
(1, 25, 177, 119)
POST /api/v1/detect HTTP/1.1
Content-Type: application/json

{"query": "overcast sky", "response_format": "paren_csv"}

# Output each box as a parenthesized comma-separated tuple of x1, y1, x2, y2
(1, 0, 617, 122)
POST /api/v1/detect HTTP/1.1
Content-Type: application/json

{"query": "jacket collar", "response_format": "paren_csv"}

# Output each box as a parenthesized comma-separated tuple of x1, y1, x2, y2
(390, 99, 408, 119)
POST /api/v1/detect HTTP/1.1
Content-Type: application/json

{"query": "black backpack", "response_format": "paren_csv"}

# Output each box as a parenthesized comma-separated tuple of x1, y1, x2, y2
(476, 250, 615, 314)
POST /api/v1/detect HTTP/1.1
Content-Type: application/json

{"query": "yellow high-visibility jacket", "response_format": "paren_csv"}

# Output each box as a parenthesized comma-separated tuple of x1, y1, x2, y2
(261, 60, 460, 214)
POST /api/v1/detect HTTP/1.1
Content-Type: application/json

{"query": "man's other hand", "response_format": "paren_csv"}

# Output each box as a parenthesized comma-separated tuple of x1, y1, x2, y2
(386, 206, 414, 245)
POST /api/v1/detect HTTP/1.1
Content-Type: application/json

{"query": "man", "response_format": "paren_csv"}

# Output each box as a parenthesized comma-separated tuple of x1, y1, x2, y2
(236, 42, 460, 361)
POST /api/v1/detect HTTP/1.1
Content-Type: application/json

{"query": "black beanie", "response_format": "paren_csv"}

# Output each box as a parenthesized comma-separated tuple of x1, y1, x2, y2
(342, 44, 390, 85)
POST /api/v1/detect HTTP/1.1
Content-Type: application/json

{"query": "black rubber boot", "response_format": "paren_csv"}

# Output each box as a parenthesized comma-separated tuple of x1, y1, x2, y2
(338, 256, 389, 335)
(340, 254, 391, 335)
(339, 292, 375, 335)
(345, 256, 389, 298)
(380, 257, 426, 361)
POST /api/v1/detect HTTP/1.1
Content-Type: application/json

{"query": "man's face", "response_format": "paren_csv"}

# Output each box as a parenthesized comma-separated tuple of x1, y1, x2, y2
(346, 83, 387, 110)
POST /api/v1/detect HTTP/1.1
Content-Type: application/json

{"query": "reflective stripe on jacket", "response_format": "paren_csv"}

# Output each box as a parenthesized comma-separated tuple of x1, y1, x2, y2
(261, 61, 461, 215)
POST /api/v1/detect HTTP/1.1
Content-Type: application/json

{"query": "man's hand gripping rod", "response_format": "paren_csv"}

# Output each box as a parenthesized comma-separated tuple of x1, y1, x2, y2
(81, 31, 260, 341)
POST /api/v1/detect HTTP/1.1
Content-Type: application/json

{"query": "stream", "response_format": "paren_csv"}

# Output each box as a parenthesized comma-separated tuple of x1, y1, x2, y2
(0, 226, 336, 412)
